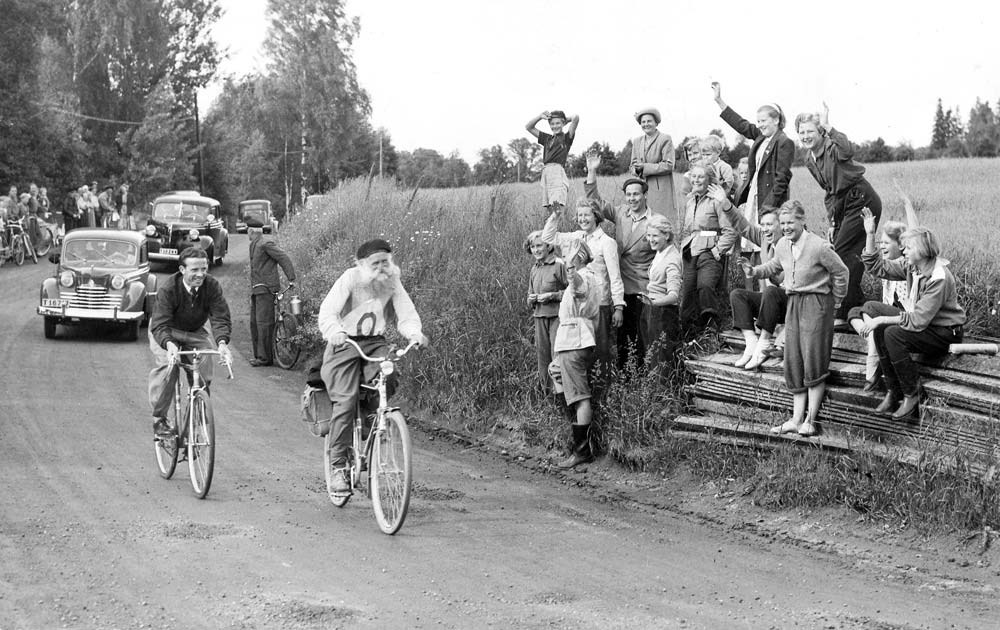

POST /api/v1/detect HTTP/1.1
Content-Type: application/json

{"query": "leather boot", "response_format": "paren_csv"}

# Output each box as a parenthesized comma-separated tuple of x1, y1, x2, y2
(557, 424, 593, 469)
(893, 387, 922, 419)
(875, 391, 900, 414)
(890, 358, 922, 419)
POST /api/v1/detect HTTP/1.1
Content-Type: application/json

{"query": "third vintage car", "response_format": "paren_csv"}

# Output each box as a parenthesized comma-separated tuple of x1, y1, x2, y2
(235, 199, 276, 233)
(144, 192, 229, 266)
(37, 229, 156, 341)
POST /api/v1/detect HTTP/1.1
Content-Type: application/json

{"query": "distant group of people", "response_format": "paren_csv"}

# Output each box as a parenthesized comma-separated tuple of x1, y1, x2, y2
(0, 183, 51, 248)
(523, 82, 966, 458)
(62, 181, 131, 232)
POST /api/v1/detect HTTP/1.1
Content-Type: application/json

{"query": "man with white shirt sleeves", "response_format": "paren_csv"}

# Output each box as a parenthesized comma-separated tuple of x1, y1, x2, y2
(318, 239, 427, 494)
(148, 247, 233, 439)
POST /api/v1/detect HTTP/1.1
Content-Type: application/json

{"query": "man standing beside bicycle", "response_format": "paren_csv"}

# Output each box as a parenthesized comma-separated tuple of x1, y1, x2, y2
(247, 217, 297, 367)
(318, 238, 427, 494)
(148, 247, 233, 439)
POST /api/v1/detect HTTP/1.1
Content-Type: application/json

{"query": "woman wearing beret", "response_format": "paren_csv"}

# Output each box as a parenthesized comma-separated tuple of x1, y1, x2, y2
(712, 82, 795, 226)
(796, 103, 883, 323)
(630, 107, 676, 221)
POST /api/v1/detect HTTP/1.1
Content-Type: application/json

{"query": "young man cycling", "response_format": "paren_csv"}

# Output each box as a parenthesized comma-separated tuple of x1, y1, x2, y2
(148, 247, 233, 438)
(318, 239, 426, 494)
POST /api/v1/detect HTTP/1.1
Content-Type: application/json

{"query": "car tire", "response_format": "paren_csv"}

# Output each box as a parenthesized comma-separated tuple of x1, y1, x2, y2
(43, 317, 57, 339)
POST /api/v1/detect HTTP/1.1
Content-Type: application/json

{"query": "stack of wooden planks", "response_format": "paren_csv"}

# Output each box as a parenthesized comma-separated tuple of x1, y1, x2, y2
(677, 330, 1000, 478)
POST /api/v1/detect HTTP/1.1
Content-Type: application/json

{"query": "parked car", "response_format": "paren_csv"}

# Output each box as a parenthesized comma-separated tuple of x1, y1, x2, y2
(37, 229, 156, 341)
(236, 199, 276, 233)
(145, 193, 228, 266)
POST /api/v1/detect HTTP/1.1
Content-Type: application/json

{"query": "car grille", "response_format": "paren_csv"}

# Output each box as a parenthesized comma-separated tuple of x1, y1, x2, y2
(60, 285, 119, 309)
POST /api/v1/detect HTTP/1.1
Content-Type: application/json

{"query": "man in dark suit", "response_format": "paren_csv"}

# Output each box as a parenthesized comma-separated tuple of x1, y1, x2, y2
(248, 217, 296, 366)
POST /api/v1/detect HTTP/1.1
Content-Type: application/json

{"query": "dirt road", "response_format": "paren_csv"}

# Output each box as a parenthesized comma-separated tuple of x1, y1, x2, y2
(1, 236, 997, 629)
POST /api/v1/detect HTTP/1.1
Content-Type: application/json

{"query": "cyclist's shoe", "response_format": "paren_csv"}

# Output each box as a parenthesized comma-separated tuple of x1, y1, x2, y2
(248, 358, 272, 367)
(153, 417, 175, 440)
(330, 467, 351, 495)
(556, 451, 593, 469)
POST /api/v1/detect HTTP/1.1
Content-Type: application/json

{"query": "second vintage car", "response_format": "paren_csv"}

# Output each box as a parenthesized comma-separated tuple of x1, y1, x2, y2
(37, 229, 157, 341)
(235, 199, 276, 233)
(145, 192, 228, 266)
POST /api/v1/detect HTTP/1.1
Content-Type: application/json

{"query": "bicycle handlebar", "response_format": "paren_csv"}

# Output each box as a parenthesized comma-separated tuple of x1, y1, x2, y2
(251, 283, 294, 298)
(172, 349, 235, 379)
(341, 338, 419, 363)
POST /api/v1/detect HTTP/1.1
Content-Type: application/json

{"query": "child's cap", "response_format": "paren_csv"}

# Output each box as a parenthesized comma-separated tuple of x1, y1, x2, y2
(634, 107, 661, 124)
(548, 110, 567, 122)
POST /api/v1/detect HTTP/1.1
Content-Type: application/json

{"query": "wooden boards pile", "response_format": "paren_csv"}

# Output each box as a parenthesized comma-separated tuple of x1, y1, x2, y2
(679, 330, 1000, 478)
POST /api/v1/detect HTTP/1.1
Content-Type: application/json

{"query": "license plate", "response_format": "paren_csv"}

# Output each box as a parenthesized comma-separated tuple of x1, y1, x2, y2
(160, 248, 178, 255)
(42, 298, 68, 308)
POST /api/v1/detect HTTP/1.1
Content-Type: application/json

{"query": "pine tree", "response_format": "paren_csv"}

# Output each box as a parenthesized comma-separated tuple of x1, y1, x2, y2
(931, 98, 948, 150)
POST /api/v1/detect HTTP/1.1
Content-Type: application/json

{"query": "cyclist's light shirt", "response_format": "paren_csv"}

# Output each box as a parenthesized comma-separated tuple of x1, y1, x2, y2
(318, 267, 422, 341)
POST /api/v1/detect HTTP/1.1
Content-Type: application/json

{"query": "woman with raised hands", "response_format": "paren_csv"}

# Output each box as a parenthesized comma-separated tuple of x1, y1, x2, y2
(796, 102, 883, 324)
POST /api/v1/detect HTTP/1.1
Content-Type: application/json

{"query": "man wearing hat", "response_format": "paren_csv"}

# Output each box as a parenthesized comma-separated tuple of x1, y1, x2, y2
(317, 238, 427, 494)
(584, 151, 655, 370)
(247, 217, 297, 367)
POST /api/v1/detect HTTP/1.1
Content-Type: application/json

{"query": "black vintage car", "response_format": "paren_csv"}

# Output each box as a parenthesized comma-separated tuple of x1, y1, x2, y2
(37, 229, 156, 341)
(145, 193, 228, 266)
(235, 199, 276, 234)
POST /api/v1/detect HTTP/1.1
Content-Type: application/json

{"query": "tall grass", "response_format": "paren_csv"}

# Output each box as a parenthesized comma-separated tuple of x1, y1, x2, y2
(277, 159, 1000, 532)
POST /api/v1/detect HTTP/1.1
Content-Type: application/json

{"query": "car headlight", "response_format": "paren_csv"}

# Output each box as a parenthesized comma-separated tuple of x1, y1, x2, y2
(144, 225, 157, 236)
(59, 271, 74, 287)
(110, 274, 125, 290)
(188, 228, 200, 240)
(380, 360, 394, 376)
(206, 214, 215, 222)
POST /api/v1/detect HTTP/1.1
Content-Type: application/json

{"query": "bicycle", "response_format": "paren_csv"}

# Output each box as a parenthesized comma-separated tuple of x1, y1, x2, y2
(153, 348, 234, 499)
(30, 215, 55, 257)
(324, 338, 417, 535)
(3, 217, 37, 266)
(251, 283, 301, 369)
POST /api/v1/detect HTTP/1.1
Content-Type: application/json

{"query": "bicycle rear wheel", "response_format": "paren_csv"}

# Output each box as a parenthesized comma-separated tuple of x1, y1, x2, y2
(12, 238, 24, 266)
(187, 390, 215, 498)
(324, 428, 352, 507)
(369, 410, 412, 535)
(26, 236, 37, 264)
(34, 226, 53, 257)
(154, 381, 182, 479)
(273, 313, 300, 369)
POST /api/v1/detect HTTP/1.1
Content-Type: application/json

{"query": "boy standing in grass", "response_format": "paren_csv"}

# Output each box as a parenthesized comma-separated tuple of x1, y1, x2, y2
(551, 240, 600, 469)
(525, 230, 568, 394)
(525, 109, 579, 212)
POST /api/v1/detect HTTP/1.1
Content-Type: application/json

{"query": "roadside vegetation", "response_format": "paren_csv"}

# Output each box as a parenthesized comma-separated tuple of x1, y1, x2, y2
(277, 159, 1000, 534)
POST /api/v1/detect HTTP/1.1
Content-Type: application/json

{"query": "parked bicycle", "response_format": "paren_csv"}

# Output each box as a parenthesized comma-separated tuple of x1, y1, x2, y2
(2, 217, 37, 266)
(153, 348, 234, 499)
(31, 215, 55, 257)
(325, 338, 417, 535)
(251, 283, 301, 369)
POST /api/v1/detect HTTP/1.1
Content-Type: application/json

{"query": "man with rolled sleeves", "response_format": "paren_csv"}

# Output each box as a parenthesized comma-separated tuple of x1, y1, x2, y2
(248, 217, 297, 366)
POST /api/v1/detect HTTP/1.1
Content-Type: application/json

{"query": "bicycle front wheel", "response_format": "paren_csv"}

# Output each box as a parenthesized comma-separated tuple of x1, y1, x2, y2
(369, 411, 412, 535)
(26, 236, 37, 264)
(12, 238, 24, 266)
(154, 381, 182, 479)
(187, 390, 216, 499)
(273, 314, 300, 369)
(35, 226, 53, 257)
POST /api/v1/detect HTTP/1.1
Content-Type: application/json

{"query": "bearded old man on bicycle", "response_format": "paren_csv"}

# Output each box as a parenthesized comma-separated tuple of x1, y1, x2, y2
(318, 238, 427, 494)
(148, 247, 233, 439)
(247, 216, 296, 367)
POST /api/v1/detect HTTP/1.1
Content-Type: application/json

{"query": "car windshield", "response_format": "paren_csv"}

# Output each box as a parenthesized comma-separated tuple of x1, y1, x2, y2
(153, 201, 211, 223)
(64, 239, 138, 267)
(243, 208, 268, 221)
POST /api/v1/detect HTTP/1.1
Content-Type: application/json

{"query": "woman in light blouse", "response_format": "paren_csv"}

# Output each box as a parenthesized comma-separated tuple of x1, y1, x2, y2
(543, 198, 625, 371)
(630, 107, 676, 221)
(641, 214, 682, 372)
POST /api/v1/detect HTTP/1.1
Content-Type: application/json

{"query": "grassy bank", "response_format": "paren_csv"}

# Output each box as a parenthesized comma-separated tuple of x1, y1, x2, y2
(275, 159, 1000, 533)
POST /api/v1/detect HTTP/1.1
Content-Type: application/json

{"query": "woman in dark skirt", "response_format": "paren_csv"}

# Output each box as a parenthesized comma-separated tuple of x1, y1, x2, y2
(795, 103, 882, 323)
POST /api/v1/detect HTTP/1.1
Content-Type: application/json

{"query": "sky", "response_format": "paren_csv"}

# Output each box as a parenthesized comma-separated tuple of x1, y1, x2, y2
(207, 0, 1000, 163)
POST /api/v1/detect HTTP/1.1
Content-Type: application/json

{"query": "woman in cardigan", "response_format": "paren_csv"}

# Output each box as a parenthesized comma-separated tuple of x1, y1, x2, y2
(712, 82, 795, 227)
(796, 103, 883, 323)
(630, 107, 676, 221)
(640, 214, 682, 373)
(859, 226, 966, 419)
(740, 200, 848, 437)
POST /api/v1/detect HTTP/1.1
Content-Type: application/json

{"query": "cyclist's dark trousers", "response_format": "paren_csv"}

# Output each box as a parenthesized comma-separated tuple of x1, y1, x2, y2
(148, 327, 215, 418)
(321, 336, 387, 467)
(250, 293, 275, 363)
